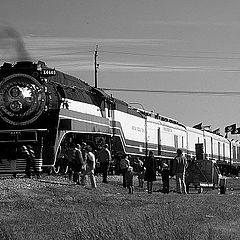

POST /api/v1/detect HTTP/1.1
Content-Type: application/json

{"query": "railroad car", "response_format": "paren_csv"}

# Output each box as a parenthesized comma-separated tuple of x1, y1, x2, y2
(0, 61, 239, 176)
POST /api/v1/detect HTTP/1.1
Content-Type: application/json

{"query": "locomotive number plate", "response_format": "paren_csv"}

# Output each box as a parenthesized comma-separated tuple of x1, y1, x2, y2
(41, 69, 56, 76)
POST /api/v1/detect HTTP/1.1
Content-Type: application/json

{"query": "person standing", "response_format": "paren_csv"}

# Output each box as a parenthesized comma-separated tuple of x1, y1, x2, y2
(160, 161, 170, 194)
(120, 154, 130, 187)
(73, 144, 84, 185)
(81, 142, 87, 171)
(81, 145, 97, 188)
(67, 143, 76, 181)
(144, 151, 157, 194)
(98, 144, 111, 183)
(136, 158, 145, 188)
(20, 144, 39, 178)
(125, 166, 134, 194)
(171, 149, 188, 194)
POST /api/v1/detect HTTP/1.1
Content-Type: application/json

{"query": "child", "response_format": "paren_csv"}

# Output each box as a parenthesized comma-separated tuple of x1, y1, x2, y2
(161, 162, 170, 194)
(125, 166, 134, 194)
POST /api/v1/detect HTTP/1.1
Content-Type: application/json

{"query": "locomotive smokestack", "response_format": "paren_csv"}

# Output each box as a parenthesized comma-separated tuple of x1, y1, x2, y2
(0, 25, 31, 61)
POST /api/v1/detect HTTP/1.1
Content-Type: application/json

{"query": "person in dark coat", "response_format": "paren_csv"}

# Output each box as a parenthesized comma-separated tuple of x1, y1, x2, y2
(67, 143, 84, 183)
(67, 143, 76, 181)
(159, 160, 170, 194)
(73, 144, 84, 185)
(143, 151, 157, 194)
(98, 144, 111, 183)
(20, 144, 39, 178)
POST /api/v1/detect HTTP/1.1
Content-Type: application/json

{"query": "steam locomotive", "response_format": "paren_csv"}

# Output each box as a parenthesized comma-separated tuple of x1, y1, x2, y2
(0, 61, 239, 175)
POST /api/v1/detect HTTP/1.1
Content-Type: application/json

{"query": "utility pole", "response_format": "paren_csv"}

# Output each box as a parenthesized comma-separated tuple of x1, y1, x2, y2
(94, 45, 99, 88)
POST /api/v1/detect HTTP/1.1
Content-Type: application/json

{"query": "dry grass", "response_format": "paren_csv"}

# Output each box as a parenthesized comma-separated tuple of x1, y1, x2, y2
(0, 174, 240, 239)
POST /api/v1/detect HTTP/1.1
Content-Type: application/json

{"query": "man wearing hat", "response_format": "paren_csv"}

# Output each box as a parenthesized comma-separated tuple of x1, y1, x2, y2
(171, 149, 188, 194)
(97, 143, 111, 183)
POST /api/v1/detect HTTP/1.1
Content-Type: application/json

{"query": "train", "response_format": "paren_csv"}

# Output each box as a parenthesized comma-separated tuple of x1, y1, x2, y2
(0, 60, 239, 176)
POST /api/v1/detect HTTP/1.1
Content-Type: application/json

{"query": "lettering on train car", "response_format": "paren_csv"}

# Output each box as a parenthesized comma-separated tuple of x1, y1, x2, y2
(163, 127, 172, 133)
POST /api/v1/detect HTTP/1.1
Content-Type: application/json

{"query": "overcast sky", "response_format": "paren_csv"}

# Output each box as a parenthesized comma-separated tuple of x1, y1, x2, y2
(1, 0, 240, 135)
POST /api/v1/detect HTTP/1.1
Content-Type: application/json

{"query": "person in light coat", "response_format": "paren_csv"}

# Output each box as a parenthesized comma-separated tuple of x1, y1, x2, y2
(125, 166, 134, 194)
(81, 145, 97, 188)
(171, 149, 188, 194)
(120, 154, 130, 188)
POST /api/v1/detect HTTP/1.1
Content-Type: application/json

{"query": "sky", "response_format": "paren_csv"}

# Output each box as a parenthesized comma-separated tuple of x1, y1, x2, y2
(1, 0, 240, 135)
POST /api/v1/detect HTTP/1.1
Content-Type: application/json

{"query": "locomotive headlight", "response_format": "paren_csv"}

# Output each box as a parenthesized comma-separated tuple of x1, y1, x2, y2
(0, 73, 46, 125)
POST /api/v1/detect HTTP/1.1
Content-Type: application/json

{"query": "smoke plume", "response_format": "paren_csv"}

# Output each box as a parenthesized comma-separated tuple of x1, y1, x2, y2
(0, 25, 31, 62)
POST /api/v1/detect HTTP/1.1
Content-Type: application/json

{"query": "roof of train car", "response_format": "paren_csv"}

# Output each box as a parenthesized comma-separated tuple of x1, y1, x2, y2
(186, 125, 231, 144)
(47, 68, 189, 125)
(48, 71, 98, 105)
(49, 70, 92, 92)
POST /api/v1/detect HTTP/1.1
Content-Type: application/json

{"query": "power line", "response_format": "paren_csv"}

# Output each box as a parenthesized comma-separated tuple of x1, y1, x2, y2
(100, 50, 240, 60)
(103, 46, 240, 56)
(100, 62, 240, 72)
(53, 51, 92, 56)
(102, 88, 240, 96)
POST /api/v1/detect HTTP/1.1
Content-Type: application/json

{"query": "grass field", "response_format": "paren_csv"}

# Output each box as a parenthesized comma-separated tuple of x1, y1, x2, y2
(1, 173, 240, 240)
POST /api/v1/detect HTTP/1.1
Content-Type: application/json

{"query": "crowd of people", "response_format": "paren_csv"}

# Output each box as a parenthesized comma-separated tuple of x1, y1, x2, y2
(66, 142, 97, 188)
(21, 141, 188, 194)
(58, 142, 188, 194)
(61, 142, 113, 189)
(118, 149, 188, 194)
